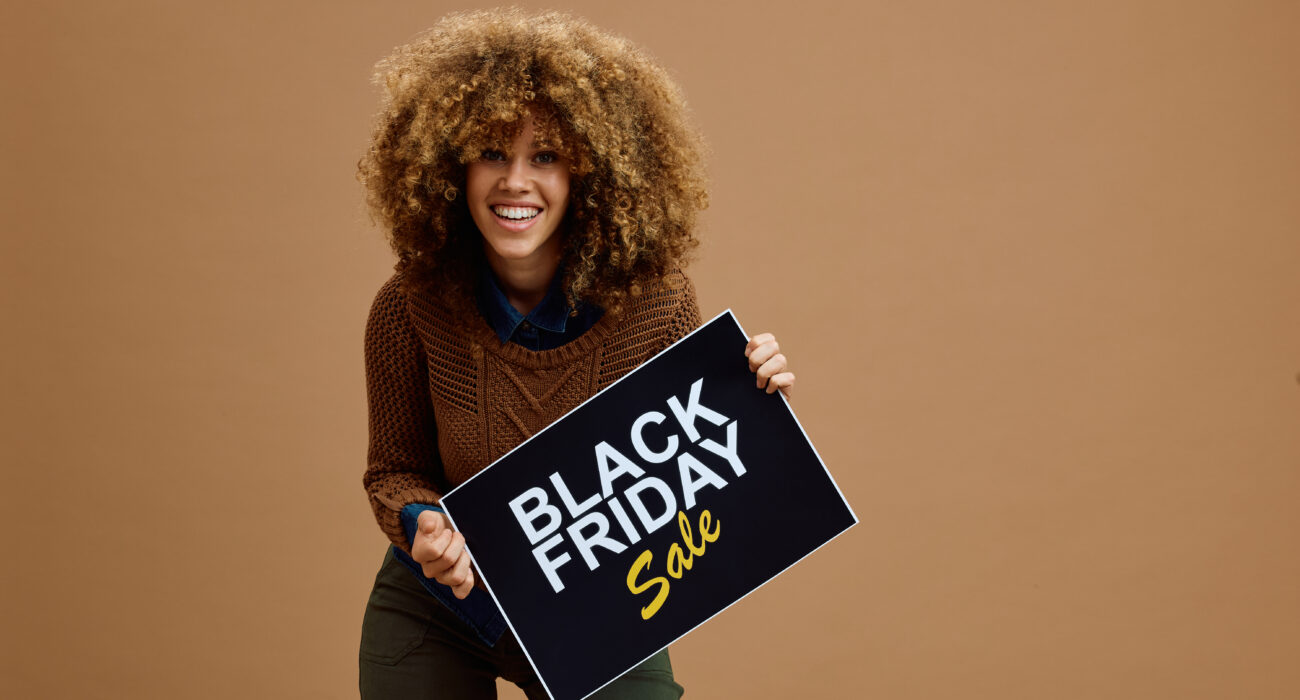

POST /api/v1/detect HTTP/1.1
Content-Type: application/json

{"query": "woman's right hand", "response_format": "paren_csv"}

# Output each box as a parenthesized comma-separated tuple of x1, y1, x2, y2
(411, 509, 476, 599)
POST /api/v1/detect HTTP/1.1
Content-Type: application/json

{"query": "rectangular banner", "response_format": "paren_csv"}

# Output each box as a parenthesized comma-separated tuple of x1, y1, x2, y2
(440, 310, 857, 700)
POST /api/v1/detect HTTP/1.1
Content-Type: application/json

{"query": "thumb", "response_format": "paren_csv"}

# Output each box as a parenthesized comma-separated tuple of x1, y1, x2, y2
(417, 509, 445, 535)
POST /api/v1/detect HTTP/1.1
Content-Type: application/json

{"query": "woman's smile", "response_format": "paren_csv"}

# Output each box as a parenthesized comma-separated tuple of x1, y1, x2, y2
(488, 203, 544, 231)
(492, 205, 541, 221)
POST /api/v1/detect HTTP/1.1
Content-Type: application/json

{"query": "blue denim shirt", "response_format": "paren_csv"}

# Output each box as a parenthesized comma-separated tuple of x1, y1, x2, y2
(394, 264, 604, 646)
(475, 262, 604, 351)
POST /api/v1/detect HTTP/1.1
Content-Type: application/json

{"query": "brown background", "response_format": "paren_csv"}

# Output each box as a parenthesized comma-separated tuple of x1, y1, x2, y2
(3, 1, 1298, 698)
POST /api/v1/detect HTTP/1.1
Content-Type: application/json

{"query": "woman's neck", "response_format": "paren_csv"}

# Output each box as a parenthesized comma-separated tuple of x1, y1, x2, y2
(486, 251, 561, 316)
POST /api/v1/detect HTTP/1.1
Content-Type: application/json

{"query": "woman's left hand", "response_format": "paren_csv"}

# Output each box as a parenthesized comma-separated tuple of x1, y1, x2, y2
(745, 332, 794, 398)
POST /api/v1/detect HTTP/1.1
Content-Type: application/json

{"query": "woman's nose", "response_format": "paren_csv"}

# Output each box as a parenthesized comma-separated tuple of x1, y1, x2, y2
(501, 157, 530, 191)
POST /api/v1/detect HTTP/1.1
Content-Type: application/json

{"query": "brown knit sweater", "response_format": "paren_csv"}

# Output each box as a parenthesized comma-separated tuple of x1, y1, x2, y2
(363, 270, 702, 549)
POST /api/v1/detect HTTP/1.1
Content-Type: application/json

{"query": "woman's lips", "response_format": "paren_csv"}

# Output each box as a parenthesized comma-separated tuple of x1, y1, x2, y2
(490, 204, 542, 232)
(492, 205, 541, 220)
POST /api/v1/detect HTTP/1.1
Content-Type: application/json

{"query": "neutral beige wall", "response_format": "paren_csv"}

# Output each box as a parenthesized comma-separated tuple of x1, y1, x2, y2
(3, 1, 1298, 698)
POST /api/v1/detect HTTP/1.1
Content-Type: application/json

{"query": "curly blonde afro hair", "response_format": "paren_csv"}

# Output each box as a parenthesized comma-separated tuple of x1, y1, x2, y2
(358, 7, 709, 316)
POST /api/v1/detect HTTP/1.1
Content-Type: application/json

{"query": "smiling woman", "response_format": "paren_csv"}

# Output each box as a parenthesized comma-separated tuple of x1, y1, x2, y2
(356, 8, 710, 320)
(356, 8, 794, 700)
(466, 114, 572, 314)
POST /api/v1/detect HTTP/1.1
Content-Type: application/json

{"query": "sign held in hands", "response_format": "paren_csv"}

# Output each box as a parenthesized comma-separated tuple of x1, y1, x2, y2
(441, 310, 857, 700)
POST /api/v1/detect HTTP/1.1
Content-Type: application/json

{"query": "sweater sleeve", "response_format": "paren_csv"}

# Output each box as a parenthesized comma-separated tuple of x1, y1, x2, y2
(363, 275, 447, 551)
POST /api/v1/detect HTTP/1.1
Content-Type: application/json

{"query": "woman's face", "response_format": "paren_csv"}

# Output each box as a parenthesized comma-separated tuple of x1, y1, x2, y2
(466, 115, 572, 274)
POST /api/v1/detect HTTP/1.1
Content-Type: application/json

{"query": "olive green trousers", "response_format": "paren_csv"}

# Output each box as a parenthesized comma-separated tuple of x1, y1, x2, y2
(359, 548, 684, 699)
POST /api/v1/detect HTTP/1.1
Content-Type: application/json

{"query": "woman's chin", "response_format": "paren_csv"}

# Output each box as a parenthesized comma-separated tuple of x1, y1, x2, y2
(482, 232, 563, 267)
(483, 243, 560, 270)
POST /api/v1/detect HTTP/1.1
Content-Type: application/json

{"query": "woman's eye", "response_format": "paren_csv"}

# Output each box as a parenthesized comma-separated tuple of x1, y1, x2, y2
(534, 151, 560, 165)
(480, 149, 506, 162)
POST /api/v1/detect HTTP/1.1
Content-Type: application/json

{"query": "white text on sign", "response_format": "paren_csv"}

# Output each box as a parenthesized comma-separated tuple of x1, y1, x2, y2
(507, 378, 746, 594)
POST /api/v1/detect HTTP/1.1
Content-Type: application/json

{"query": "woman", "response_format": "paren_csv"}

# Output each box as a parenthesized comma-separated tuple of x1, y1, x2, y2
(357, 9, 793, 698)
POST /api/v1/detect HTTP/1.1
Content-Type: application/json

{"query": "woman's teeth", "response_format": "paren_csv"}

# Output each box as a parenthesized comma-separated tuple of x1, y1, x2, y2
(492, 205, 541, 221)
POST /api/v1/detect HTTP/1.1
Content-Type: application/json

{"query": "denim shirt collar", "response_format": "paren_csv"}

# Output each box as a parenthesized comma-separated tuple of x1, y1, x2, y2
(477, 264, 574, 344)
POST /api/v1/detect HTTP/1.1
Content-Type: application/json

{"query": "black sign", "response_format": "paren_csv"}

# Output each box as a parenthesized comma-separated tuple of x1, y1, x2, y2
(440, 311, 857, 700)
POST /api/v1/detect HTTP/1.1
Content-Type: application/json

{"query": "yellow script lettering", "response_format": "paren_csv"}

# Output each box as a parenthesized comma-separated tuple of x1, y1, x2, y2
(626, 549, 670, 620)
(626, 509, 721, 620)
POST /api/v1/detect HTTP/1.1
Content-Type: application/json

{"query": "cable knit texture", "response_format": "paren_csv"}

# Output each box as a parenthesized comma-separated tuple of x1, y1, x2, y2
(364, 270, 702, 549)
